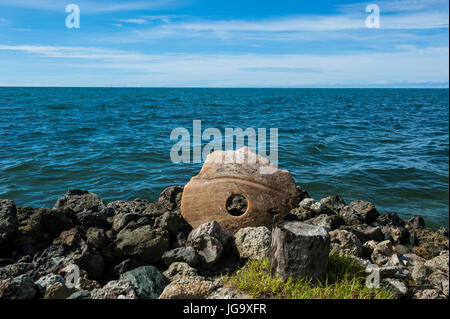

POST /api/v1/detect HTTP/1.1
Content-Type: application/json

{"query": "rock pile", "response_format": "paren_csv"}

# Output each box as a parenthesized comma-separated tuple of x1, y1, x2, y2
(0, 185, 448, 299)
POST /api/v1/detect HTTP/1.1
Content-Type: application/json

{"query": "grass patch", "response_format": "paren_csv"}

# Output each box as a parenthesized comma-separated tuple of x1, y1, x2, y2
(223, 252, 395, 299)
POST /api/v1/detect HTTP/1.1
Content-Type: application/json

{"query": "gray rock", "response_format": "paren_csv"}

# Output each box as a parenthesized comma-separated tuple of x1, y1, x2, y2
(0, 262, 34, 280)
(158, 275, 219, 299)
(319, 195, 346, 215)
(377, 212, 404, 227)
(35, 273, 65, 294)
(411, 263, 434, 285)
(381, 225, 410, 245)
(86, 227, 109, 249)
(44, 282, 75, 299)
(0, 199, 17, 254)
(339, 224, 384, 243)
(91, 280, 137, 299)
(381, 278, 408, 298)
(305, 214, 344, 231)
(73, 244, 105, 279)
(424, 250, 449, 273)
(329, 229, 363, 257)
(157, 186, 184, 211)
(269, 221, 330, 280)
(0, 275, 37, 299)
(113, 259, 141, 276)
(113, 225, 170, 264)
(163, 262, 199, 281)
(186, 221, 230, 267)
(67, 290, 91, 299)
(412, 288, 445, 299)
(154, 211, 187, 236)
(162, 247, 198, 267)
(75, 210, 109, 229)
(290, 198, 322, 221)
(405, 216, 425, 230)
(112, 213, 142, 233)
(53, 189, 106, 214)
(371, 240, 395, 266)
(106, 198, 150, 215)
(339, 206, 365, 225)
(120, 266, 169, 299)
(348, 200, 379, 224)
(233, 226, 272, 260)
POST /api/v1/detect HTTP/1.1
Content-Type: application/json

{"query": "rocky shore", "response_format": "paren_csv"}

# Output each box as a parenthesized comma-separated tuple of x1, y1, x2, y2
(0, 186, 448, 299)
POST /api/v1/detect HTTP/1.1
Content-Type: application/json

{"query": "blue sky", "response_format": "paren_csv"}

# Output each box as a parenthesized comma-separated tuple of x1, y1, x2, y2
(0, 0, 448, 87)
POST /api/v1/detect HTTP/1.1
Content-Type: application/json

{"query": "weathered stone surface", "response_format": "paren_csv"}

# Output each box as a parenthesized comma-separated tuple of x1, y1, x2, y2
(207, 284, 252, 299)
(53, 228, 83, 249)
(11, 214, 44, 249)
(154, 210, 187, 237)
(0, 262, 34, 280)
(162, 247, 198, 267)
(54, 189, 106, 214)
(381, 278, 408, 298)
(0, 199, 17, 254)
(269, 221, 330, 280)
(112, 213, 142, 233)
(381, 225, 410, 245)
(113, 225, 170, 264)
(339, 224, 384, 243)
(348, 200, 379, 224)
(181, 147, 298, 233)
(305, 214, 345, 231)
(158, 275, 219, 299)
(44, 282, 74, 299)
(412, 288, 445, 299)
(0, 275, 37, 299)
(40, 208, 74, 238)
(371, 240, 395, 266)
(107, 198, 150, 215)
(377, 212, 404, 227)
(424, 250, 449, 273)
(163, 262, 199, 282)
(233, 226, 272, 260)
(411, 263, 434, 285)
(120, 266, 168, 299)
(405, 216, 425, 230)
(186, 221, 230, 267)
(319, 195, 346, 215)
(91, 280, 138, 299)
(329, 229, 363, 257)
(289, 198, 322, 221)
(73, 244, 105, 279)
(86, 227, 109, 249)
(67, 290, 91, 299)
(35, 274, 64, 294)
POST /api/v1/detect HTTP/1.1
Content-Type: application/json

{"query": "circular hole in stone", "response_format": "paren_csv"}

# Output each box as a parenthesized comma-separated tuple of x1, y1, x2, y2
(226, 194, 248, 216)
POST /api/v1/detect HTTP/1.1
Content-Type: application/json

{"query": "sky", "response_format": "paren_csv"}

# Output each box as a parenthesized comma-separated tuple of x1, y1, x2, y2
(0, 0, 448, 87)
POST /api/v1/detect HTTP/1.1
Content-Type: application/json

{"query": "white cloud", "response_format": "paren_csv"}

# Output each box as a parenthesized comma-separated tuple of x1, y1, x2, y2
(0, 0, 179, 13)
(0, 44, 447, 87)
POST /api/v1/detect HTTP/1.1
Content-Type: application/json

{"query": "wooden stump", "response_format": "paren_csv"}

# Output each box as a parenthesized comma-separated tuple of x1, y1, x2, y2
(269, 221, 330, 281)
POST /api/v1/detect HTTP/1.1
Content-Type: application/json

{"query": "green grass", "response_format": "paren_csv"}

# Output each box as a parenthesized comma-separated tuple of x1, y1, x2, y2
(223, 252, 395, 299)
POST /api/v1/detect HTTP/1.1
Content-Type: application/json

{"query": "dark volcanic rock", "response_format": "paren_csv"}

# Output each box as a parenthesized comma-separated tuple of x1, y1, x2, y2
(162, 247, 198, 267)
(106, 198, 150, 215)
(305, 214, 345, 231)
(113, 225, 170, 264)
(295, 185, 310, 203)
(339, 224, 384, 243)
(157, 186, 184, 211)
(269, 221, 330, 280)
(54, 189, 106, 214)
(319, 195, 346, 215)
(120, 266, 169, 299)
(40, 208, 75, 238)
(0, 275, 37, 299)
(348, 200, 379, 224)
(154, 211, 187, 237)
(0, 199, 18, 254)
(377, 212, 405, 227)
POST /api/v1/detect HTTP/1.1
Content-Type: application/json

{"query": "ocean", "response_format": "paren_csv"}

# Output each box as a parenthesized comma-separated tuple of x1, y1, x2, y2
(0, 87, 448, 227)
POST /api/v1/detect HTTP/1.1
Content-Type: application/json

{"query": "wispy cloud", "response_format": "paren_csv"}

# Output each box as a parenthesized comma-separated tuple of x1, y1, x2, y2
(0, 0, 180, 13)
(115, 18, 149, 25)
(0, 44, 447, 87)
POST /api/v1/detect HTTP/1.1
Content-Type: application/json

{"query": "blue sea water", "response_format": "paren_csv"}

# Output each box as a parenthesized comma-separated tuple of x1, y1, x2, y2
(0, 88, 448, 227)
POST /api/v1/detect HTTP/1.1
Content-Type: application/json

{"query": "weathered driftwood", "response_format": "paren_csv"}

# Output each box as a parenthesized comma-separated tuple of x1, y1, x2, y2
(181, 147, 298, 233)
(269, 221, 330, 280)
